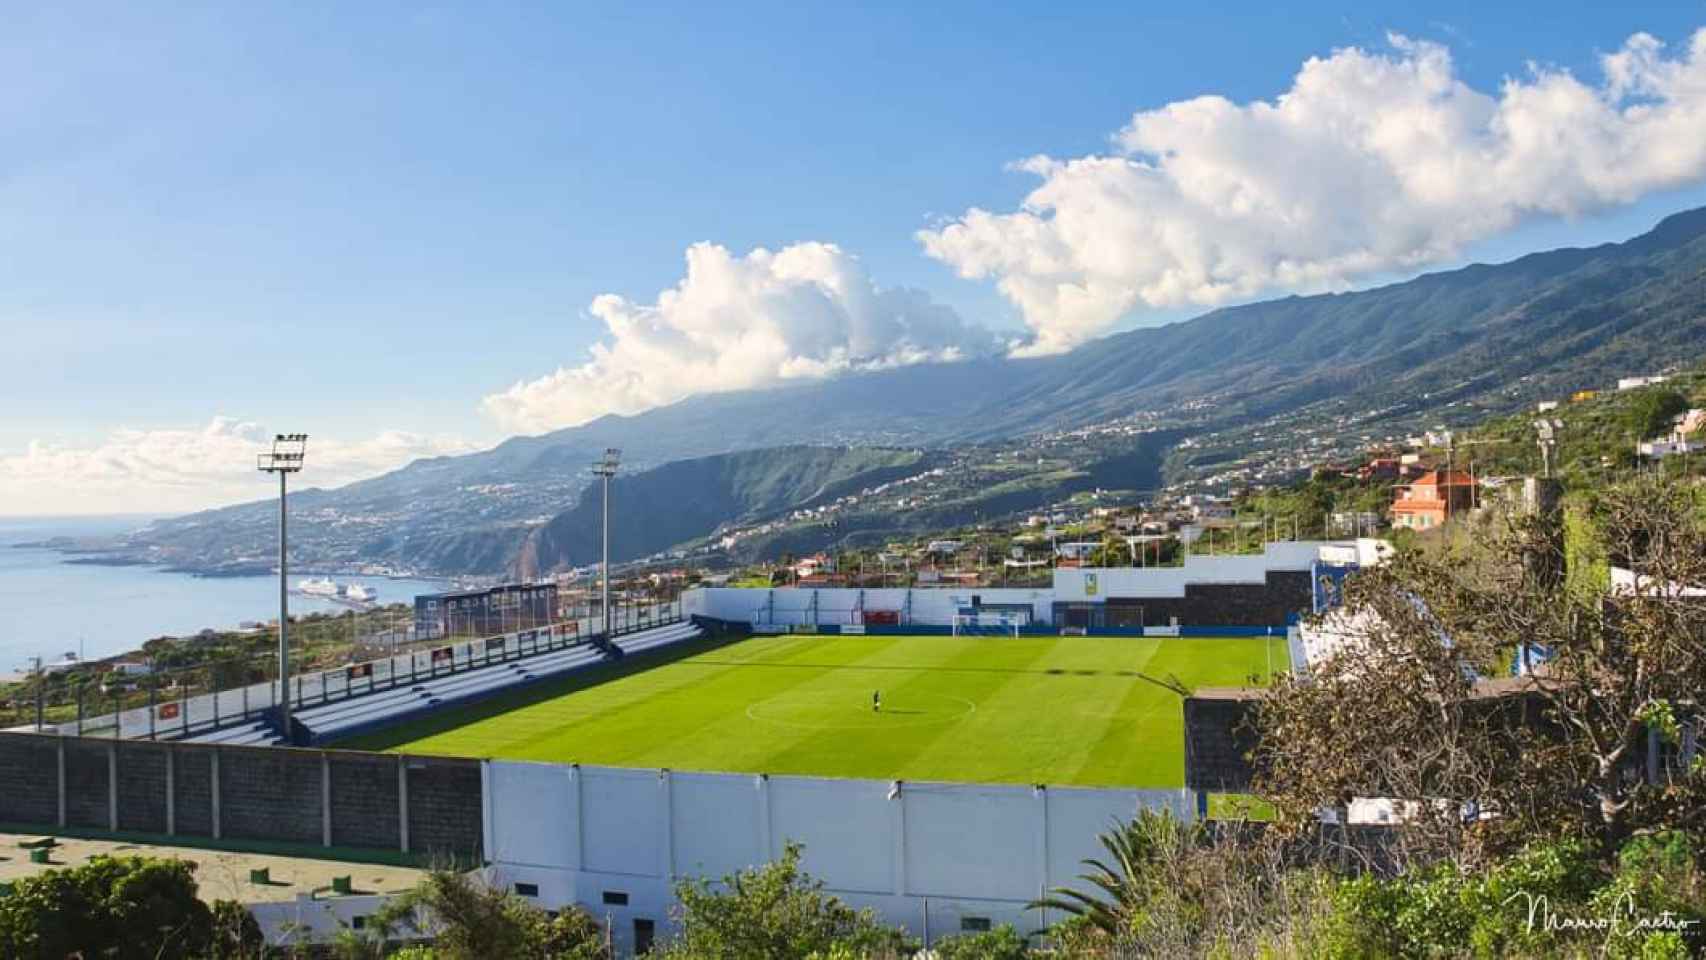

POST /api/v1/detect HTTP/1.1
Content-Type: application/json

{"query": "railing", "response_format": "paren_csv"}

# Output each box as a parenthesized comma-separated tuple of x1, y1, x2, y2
(25, 598, 684, 743)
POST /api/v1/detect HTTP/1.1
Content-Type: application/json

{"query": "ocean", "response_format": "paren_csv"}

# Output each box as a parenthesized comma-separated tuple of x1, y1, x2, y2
(0, 515, 448, 673)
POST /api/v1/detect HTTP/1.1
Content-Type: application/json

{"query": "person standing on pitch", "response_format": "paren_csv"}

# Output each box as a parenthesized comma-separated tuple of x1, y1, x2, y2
(873, 690, 881, 712)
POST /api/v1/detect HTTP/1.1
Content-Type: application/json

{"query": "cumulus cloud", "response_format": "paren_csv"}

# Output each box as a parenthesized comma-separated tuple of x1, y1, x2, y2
(481, 241, 997, 433)
(919, 28, 1706, 355)
(0, 417, 479, 515)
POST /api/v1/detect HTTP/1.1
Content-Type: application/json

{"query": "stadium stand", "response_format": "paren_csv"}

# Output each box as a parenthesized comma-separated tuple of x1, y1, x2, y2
(176, 620, 707, 746)
(185, 719, 284, 747)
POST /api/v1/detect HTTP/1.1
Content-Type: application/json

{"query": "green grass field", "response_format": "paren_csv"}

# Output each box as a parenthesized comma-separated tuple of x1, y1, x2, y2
(340, 632, 1287, 788)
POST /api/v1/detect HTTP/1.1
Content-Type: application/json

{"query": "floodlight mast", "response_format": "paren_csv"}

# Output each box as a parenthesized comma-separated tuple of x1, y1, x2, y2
(1533, 419, 1562, 478)
(591, 449, 621, 641)
(257, 433, 308, 738)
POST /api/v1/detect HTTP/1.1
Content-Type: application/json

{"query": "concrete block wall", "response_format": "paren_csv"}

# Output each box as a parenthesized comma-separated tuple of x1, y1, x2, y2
(0, 733, 58, 825)
(0, 732, 479, 863)
(406, 757, 483, 861)
(63, 739, 111, 829)
(115, 742, 170, 834)
(220, 749, 324, 845)
(174, 746, 216, 837)
(329, 753, 402, 850)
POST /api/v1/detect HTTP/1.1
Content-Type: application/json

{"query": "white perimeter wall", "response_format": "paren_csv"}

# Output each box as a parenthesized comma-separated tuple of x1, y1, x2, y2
(685, 542, 1332, 627)
(686, 587, 1055, 626)
(484, 760, 1189, 955)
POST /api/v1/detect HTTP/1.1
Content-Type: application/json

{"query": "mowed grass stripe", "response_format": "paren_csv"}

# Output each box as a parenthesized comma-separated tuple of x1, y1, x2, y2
(931, 637, 1166, 786)
(399, 635, 890, 763)
(579, 636, 916, 769)
(752, 635, 1062, 781)
(663, 634, 1013, 776)
(358, 634, 1282, 788)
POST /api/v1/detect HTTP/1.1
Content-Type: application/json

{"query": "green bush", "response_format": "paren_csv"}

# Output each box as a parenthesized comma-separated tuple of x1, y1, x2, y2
(658, 842, 915, 959)
(933, 923, 1031, 959)
(0, 855, 214, 960)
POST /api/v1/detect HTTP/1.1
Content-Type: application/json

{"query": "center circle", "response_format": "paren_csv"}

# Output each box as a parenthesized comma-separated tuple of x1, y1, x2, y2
(746, 691, 977, 730)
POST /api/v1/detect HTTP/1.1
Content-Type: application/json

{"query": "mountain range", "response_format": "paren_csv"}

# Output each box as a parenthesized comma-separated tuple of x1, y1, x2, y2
(114, 206, 1706, 576)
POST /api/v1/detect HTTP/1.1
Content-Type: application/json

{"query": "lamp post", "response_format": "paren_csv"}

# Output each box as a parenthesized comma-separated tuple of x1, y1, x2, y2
(592, 448, 621, 640)
(257, 433, 308, 735)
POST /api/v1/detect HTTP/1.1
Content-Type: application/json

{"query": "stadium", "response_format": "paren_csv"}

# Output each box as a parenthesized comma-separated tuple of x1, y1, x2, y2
(1, 539, 1353, 954)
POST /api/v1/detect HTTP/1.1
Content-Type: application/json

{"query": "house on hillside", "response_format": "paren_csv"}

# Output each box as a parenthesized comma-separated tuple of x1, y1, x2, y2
(1390, 470, 1477, 531)
(793, 553, 835, 580)
(1054, 541, 1099, 567)
(1354, 457, 1400, 482)
(1637, 408, 1706, 459)
(1618, 375, 1670, 391)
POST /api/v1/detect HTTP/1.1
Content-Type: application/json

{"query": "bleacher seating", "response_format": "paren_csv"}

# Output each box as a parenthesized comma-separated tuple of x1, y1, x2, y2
(299, 621, 701, 743)
(182, 720, 283, 747)
(174, 620, 706, 747)
(612, 620, 701, 656)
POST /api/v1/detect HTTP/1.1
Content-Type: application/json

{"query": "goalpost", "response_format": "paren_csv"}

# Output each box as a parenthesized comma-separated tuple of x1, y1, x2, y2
(951, 610, 1023, 638)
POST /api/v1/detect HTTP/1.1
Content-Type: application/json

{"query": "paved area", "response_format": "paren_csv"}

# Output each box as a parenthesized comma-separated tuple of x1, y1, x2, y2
(0, 831, 427, 902)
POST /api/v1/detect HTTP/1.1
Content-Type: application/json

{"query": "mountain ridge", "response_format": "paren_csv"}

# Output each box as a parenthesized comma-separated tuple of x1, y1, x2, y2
(118, 206, 1706, 575)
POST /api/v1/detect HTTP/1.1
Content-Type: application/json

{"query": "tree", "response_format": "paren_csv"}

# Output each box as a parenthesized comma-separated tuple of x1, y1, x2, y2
(1624, 388, 1689, 441)
(0, 855, 214, 960)
(1255, 474, 1706, 858)
(657, 842, 914, 959)
(370, 869, 609, 960)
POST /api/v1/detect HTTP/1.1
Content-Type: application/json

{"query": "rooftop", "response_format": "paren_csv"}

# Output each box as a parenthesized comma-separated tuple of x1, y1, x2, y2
(0, 831, 428, 904)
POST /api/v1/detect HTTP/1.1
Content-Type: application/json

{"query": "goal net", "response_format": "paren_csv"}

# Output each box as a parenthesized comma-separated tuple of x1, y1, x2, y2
(952, 610, 1023, 638)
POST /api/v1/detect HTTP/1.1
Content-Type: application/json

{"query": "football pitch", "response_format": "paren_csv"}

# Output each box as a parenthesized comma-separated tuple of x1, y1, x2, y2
(339, 632, 1287, 788)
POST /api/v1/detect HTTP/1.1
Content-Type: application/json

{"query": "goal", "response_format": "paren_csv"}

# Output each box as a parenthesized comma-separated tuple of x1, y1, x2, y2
(952, 610, 1024, 638)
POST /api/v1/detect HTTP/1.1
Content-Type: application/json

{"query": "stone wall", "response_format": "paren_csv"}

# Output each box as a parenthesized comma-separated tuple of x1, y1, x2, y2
(1106, 571, 1312, 627)
(1182, 693, 1263, 792)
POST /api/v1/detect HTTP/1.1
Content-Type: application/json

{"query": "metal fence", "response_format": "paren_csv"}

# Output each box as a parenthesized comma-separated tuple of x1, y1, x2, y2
(5, 595, 684, 741)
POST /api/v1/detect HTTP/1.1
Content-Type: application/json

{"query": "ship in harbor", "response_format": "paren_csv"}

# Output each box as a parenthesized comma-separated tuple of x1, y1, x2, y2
(295, 578, 380, 605)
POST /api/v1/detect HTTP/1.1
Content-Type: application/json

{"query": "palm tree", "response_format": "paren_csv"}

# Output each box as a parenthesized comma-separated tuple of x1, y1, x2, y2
(1030, 810, 1199, 937)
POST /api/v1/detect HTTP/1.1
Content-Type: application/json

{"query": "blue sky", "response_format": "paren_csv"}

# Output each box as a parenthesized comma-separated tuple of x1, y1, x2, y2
(4, 2, 1706, 513)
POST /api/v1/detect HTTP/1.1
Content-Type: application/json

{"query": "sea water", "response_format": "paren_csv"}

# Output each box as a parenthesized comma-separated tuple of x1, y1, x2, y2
(0, 515, 447, 672)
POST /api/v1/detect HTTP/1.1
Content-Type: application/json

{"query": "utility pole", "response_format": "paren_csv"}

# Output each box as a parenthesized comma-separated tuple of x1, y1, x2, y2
(257, 433, 307, 735)
(592, 448, 621, 640)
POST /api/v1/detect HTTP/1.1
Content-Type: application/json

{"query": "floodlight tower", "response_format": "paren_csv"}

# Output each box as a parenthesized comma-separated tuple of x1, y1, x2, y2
(1533, 419, 1562, 478)
(258, 433, 308, 734)
(592, 448, 621, 640)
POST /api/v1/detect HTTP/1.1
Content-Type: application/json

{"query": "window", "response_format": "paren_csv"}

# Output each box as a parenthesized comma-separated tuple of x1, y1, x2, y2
(602, 890, 629, 906)
(514, 882, 539, 897)
(351, 916, 367, 930)
(961, 917, 992, 932)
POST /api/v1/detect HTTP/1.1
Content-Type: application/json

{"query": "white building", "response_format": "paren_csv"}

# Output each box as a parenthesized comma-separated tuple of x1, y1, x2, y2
(1618, 375, 1670, 391)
